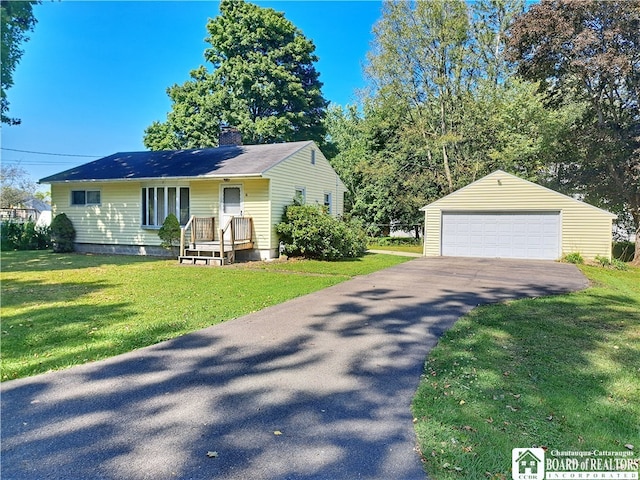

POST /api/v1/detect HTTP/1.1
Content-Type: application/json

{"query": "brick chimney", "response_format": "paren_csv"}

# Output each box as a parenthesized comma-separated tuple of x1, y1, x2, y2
(219, 126, 242, 146)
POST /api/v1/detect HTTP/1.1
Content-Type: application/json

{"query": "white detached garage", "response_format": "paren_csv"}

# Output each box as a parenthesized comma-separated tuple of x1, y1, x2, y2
(421, 170, 616, 261)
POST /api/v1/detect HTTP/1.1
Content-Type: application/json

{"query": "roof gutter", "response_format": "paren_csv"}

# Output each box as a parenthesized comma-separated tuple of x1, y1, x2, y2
(40, 172, 264, 184)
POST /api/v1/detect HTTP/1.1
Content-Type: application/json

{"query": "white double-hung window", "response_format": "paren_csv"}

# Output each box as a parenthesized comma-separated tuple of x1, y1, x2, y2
(141, 186, 190, 227)
(71, 190, 101, 206)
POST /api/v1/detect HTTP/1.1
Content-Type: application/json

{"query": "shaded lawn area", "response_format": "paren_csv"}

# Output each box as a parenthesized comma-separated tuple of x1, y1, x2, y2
(412, 265, 640, 479)
(368, 244, 424, 254)
(1, 251, 410, 381)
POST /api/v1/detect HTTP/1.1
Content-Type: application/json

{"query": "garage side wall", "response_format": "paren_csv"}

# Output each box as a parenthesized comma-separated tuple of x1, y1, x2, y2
(422, 171, 614, 260)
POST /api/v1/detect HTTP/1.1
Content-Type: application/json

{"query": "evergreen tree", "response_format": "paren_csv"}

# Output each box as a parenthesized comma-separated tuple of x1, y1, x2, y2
(144, 0, 327, 150)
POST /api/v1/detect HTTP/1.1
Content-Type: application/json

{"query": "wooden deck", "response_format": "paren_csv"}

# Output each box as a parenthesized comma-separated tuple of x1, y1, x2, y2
(179, 216, 253, 266)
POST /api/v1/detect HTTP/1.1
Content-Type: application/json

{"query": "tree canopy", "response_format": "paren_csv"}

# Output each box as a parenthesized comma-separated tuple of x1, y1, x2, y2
(326, 0, 571, 235)
(507, 0, 640, 263)
(144, 0, 327, 150)
(0, 164, 37, 208)
(1, 0, 39, 125)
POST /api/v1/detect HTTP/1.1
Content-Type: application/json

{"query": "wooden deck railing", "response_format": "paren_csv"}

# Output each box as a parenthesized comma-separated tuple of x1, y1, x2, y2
(193, 217, 215, 243)
(180, 216, 215, 256)
(180, 216, 252, 258)
(220, 217, 253, 262)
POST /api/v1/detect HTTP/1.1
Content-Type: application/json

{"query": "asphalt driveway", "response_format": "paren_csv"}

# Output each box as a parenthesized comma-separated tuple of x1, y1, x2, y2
(1, 257, 588, 480)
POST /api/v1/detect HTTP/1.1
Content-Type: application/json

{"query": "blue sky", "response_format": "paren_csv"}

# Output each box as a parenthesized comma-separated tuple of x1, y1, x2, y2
(2, 1, 383, 187)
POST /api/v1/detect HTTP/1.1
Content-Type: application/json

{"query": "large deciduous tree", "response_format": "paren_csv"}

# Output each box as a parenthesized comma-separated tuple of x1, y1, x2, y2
(144, 0, 327, 150)
(367, 0, 473, 194)
(0, 164, 37, 208)
(507, 0, 640, 263)
(1, 0, 39, 125)
(340, 0, 566, 234)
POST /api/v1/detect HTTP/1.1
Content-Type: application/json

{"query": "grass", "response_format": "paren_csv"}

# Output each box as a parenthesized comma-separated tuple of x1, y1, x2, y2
(0, 251, 411, 381)
(412, 264, 640, 479)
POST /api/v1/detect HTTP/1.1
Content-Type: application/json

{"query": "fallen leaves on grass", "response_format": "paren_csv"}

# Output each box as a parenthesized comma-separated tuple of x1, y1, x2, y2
(441, 462, 464, 472)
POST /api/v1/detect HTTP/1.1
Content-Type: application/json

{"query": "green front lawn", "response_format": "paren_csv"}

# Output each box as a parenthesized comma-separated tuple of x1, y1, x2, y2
(1, 251, 410, 381)
(412, 265, 640, 479)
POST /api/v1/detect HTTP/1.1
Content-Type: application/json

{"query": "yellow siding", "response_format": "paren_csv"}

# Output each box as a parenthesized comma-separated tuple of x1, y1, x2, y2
(190, 178, 271, 251)
(51, 182, 160, 247)
(264, 143, 347, 250)
(424, 209, 442, 256)
(52, 179, 273, 252)
(189, 181, 219, 218)
(422, 171, 615, 260)
(242, 179, 271, 251)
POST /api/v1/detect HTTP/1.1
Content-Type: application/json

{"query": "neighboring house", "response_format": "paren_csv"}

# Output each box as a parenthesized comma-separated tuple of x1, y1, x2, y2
(421, 170, 616, 261)
(40, 139, 347, 260)
(0, 197, 51, 226)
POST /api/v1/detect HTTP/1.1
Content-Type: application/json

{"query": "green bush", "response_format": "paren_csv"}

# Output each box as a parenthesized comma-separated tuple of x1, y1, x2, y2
(1, 221, 51, 251)
(50, 213, 76, 253)
(611, 258, 629, 271)
(595, 255, 628, 271)
(595, 255, 611, 267)
(563, 252, 584, 264)
(276, 204, 367, 260)
(369, 236, 422, 247)
(613, 241, 635, 262)
(158, 213, 181, 249)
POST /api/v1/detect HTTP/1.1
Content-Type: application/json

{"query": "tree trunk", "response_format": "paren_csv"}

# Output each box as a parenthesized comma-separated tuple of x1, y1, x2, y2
(440, 100, 454, 193)
(442, 144, 454, 193)
(632, 211, 640, 266)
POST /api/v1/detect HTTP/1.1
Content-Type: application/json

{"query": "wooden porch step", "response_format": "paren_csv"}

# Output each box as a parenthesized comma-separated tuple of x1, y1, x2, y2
(178, 255, 228, 266)
(188, 241, 254, 252)
(184, 249, 221, 257)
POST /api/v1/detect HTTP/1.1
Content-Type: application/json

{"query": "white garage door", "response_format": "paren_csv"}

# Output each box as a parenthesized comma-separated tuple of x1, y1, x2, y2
(441, 212, 560, 260)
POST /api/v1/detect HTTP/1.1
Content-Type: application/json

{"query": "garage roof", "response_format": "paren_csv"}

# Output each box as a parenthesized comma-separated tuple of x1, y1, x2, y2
(421, 170, 616, 218)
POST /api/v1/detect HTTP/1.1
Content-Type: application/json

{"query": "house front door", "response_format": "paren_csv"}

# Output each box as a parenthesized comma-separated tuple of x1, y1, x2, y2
(221, 185, 243, 242)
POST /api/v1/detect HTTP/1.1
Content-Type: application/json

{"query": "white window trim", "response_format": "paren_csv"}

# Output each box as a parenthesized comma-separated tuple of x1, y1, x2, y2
(70, 189, 101, 206)
(141, 186, 190, 228)
(323, 191, 333, 214)
(219, 184, 244, 217)
(294, 187, 306, 204)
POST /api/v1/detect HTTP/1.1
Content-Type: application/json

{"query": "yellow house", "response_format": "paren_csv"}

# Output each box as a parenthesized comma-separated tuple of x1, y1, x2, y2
(40, 140, 347, 263)
(421, 170, 616, 261)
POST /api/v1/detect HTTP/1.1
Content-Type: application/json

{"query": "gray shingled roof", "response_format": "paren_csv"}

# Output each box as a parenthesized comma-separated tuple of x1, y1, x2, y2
(40, 141, 313, 183)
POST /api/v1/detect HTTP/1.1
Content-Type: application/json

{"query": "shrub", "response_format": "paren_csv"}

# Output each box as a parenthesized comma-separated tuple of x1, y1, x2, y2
(1, 221, 51, 251)
(595, 255, 611, 267)
(594, 255, 629, 271)
(158, 213, 181, 249)
(1, 221, 21, 251)
(368, 236, 421, 247)
(276, 204, 367, 260)
(50, 213, 76, 253)
(611, 258, 629, 271)
(563, 252, 584, 264)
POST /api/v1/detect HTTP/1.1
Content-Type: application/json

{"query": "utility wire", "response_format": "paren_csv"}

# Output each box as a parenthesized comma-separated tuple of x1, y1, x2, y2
(1, 147, 102, 158)
(2, 159, 80, 165)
